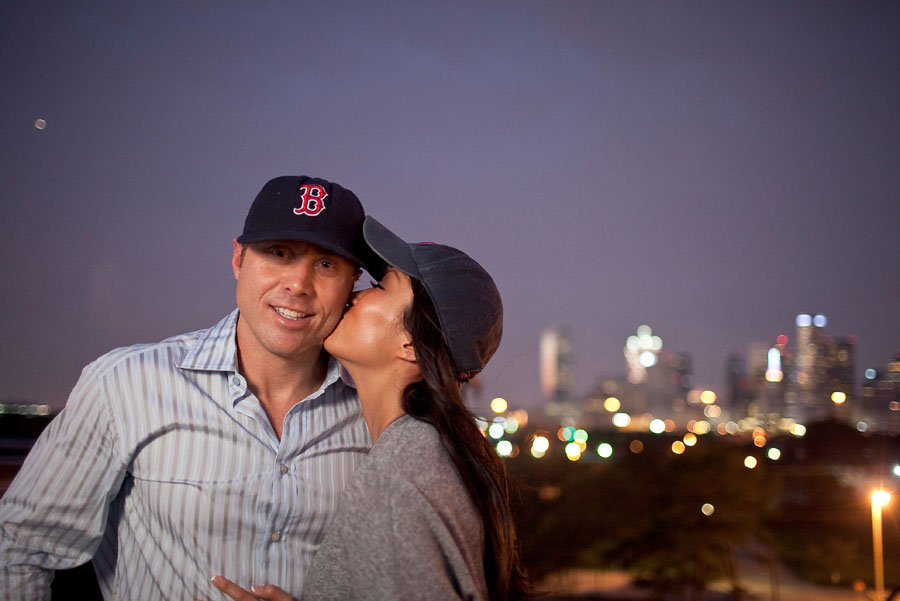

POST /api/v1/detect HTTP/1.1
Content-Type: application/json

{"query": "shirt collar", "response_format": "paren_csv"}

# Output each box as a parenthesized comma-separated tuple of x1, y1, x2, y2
(177, 310, 352, 396)
(178, 309, 240, 373)
(310, 354, 346, 399)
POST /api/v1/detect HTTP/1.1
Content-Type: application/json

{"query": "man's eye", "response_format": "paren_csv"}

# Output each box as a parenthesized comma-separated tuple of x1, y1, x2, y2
(319, 259, 334, 269)
(269, 247, 289, 258)
(369, 279, 384, 290)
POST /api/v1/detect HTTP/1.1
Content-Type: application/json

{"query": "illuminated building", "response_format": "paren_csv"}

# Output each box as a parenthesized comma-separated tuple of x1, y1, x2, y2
(785, 313, 830, 423)
(540, 326, 577, 418)
(860, 352, 900, 432)
(742, 341, 787, 429)
(724, 351, 747, 415)
(644, 350, 692, 421)
(735, 317, 858, 430)
(616, 326, 692, 424)
(623, 325, 662, 385)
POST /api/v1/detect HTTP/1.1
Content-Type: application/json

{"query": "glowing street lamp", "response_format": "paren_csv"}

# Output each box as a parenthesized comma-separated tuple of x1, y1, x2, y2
(872, 489, 891, 601)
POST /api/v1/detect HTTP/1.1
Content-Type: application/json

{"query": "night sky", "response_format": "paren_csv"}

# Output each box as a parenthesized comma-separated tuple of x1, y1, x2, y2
(2, 1, 899, 413)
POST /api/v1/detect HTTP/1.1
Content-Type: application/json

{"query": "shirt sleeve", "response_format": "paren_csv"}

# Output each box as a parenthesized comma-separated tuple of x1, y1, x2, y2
(0, 360, 128, 601)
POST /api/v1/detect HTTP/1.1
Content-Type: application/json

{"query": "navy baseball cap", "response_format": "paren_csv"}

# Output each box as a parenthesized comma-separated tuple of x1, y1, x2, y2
(363, 216, 503, 380)
(237, 176, 370, 267)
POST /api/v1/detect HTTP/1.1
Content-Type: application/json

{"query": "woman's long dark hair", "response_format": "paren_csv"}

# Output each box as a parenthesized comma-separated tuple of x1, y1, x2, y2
(401, 278, 529, 600)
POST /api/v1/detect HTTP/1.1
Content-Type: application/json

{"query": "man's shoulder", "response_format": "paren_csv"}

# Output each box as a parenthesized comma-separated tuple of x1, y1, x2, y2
(87, 315, 233, 379)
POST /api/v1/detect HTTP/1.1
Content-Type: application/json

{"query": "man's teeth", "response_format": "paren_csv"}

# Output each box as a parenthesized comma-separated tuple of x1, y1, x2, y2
(274, 307, 308, 320)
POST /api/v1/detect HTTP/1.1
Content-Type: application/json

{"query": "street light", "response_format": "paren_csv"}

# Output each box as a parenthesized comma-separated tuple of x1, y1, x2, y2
(872, 489, 891, 601)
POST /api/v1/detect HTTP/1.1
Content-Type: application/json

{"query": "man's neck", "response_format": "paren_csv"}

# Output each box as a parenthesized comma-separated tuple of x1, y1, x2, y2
(236, 343, 330, 440)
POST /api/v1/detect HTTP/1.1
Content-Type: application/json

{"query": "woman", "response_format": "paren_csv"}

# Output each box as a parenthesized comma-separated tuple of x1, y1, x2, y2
(211, 217, 528, 600)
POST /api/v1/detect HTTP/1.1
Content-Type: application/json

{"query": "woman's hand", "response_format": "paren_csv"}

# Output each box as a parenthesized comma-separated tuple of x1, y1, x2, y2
(205, 575, 296, 601)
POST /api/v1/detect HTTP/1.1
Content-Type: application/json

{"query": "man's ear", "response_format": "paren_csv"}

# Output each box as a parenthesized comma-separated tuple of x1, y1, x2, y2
(231, 239, 243, 280)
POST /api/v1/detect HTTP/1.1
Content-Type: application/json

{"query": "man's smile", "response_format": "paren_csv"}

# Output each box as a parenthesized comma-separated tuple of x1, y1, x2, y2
(273, 306, 311, 321)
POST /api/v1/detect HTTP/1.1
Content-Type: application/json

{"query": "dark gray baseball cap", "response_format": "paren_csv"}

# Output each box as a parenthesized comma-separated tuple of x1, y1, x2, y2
(363, 216, 503, 380)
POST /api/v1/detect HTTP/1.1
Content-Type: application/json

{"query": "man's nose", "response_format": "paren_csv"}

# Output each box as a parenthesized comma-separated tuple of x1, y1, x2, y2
(284, 262, 315, 295)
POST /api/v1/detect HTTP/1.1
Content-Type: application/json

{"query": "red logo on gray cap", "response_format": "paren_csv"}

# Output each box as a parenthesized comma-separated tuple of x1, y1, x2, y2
(293, 184, 328, 216)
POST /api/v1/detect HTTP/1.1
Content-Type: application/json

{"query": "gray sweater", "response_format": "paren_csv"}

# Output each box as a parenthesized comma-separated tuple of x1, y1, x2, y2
(303, 414, 488, 600)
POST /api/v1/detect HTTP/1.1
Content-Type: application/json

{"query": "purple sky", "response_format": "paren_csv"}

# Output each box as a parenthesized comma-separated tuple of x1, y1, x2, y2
(2, 1, 899, 412)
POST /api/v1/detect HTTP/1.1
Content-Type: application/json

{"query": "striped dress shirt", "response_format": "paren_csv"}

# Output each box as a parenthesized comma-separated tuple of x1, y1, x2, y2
(0, 310, 371, 600)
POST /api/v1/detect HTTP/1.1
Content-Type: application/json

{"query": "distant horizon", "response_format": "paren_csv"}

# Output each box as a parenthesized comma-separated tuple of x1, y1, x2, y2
(3, 310, 896, 413)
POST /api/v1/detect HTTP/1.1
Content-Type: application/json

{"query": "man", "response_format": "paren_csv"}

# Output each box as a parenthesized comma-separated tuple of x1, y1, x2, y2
(0, 176, 373, 600)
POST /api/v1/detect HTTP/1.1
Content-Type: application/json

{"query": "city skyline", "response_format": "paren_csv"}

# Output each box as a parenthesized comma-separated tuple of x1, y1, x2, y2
(534, 310, 899, 427)
(2, 2, 899, 411)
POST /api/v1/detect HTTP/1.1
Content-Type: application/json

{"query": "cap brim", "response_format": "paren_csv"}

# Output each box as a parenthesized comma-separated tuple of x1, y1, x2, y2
(362, 217, 420, 280)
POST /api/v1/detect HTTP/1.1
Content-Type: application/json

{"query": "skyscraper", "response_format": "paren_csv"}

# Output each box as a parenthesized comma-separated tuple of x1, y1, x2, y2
(786, 313, 856, 423)
(743, 341, 784, 428)
(540, 326, 575, 407)
(644, 350, 692, 420)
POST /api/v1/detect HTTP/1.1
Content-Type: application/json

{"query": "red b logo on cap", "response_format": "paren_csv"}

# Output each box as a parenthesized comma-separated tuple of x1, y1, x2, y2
(293, 184, 328, 216)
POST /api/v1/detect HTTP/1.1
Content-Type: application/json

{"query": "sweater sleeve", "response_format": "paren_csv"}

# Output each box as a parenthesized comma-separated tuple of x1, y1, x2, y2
(304, 472, 483, 601)
(303, 418, 486, 601)
(384, 477, 482, 601)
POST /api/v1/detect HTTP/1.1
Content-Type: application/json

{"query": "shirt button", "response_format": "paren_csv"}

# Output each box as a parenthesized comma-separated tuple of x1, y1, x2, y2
(271, 532, 281, 542)
(231, 376, 241, 386)
(279, 464, 289, 475)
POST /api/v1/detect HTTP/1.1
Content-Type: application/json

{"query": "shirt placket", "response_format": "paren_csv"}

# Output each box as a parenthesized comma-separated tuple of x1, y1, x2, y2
(264, 398, 316, 589)
(229, 372, 284, 577)
(266, 418, 296, 574)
